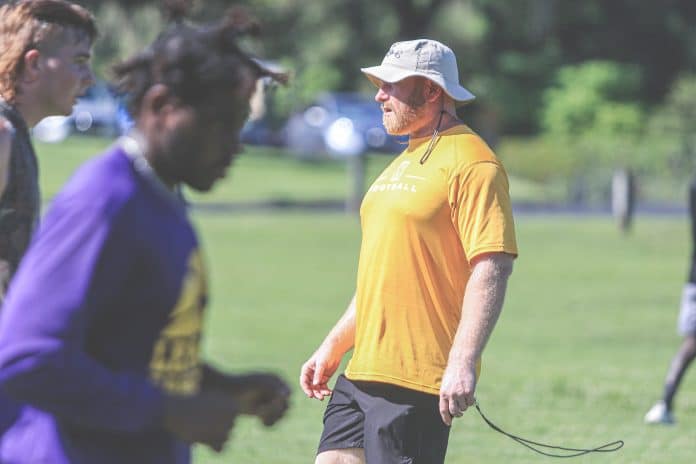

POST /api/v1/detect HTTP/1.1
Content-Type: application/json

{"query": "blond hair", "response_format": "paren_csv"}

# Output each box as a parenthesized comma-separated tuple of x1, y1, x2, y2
(0, 0, 97, 102)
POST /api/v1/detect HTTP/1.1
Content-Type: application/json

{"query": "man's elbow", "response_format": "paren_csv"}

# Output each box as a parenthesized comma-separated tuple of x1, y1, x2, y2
(0, 342, 63, 401)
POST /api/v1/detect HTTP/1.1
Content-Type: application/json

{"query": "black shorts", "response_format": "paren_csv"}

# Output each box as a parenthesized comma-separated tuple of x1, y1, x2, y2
(317, 375, 450, 464)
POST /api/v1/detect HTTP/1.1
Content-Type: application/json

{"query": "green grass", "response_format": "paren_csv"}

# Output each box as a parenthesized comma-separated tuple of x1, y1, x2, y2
(34, 135, 556, 206)
(34, 136, 397, 205)
(190, 214, 695, 464)
(35, 136, 112, 201)
(34, 136, 696, 463)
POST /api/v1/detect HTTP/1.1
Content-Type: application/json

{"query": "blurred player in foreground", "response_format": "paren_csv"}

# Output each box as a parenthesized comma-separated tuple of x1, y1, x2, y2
(0, 4, 290, 463)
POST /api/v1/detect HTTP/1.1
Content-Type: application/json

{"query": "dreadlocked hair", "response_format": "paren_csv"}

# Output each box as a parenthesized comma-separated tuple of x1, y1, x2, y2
(112, 4, 286, 118)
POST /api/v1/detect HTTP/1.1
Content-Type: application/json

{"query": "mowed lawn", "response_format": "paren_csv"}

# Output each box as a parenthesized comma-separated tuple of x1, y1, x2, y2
(35, 137, 696, 463)
(195, 214, 695, 464)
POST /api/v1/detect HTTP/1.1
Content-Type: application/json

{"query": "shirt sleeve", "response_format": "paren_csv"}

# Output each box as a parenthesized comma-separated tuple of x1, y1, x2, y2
(0, 195, 165, 433)
(449, 161, 518, 262)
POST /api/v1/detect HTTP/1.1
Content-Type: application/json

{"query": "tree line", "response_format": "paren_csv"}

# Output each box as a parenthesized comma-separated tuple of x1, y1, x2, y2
(74, 0, 696, 138)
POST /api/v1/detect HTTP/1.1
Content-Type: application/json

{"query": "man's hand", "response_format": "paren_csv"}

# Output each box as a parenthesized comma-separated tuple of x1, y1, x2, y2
(438, 360, 477, 426)
(224, 373, 291, 426)
(163, 390, 239, 453)
(300, 344, 343, 401)
(201, 367, 291, 427)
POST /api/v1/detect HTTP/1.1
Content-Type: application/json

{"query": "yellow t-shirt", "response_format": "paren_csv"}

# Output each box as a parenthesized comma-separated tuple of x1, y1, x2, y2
(344, 125, 518, 395)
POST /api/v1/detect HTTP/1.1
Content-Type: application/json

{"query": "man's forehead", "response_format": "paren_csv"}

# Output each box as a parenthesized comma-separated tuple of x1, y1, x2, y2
(40, 27, 93, 55)
(376, 75, 422, 89)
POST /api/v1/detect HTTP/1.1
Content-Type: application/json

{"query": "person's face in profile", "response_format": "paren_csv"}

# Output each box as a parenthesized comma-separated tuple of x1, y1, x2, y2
(157, 67, 257, 192)
(33, 29, 95, 117)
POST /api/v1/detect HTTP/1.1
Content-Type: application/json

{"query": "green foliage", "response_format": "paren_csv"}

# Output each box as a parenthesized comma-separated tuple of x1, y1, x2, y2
(532, 61, 647, 203)
(91, 2, 163, 80)
(542, 61, 644, 137)
(271, 63, 343, 123)
(646, 74, 696, 178)
(497, 136, 575, 183)
(73, 0, 696, 139)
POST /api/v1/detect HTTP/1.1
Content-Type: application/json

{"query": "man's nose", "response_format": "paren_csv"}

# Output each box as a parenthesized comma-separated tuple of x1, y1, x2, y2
(83, 68, 95, 88)
(375, 86, 388, 102)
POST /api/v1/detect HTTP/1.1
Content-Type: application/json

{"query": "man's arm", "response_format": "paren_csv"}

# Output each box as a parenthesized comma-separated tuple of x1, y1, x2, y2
(300, 293, 357, 400)
(0, 118, 14, 301)
(439, 252, 514, 425)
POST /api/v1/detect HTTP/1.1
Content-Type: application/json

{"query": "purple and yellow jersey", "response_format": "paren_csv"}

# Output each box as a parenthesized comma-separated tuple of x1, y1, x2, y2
(0, 140, 207, 464)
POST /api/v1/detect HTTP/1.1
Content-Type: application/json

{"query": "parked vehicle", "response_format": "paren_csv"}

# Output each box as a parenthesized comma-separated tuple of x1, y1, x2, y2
(283, 92, 404, 159)
(32, 115, 72, 143)
(240, 118, 285, 147)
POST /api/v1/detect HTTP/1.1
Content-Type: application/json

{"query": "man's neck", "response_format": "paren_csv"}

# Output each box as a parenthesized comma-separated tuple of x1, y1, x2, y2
(122, 132, 178, 192)
(410, 110, 460, 139)
(13, 99, 45, 128)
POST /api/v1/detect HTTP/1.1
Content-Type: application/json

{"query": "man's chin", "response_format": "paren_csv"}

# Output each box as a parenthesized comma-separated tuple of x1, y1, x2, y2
(382, 122, 397, 135)
(186, 178, 217, 193)
(384, 126, 407, 136)
(382, 118, 409, 136)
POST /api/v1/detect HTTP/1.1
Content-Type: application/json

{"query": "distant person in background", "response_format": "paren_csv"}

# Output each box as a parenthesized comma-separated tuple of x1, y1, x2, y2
(300, 39, 518, 464)
(645, 179, 696, 425)
(0, 0, 97, 442)
(0, 3, 290, 463)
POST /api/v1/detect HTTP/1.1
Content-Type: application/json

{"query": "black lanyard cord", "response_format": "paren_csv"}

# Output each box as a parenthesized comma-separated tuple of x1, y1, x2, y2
(474, 400, 624, 458)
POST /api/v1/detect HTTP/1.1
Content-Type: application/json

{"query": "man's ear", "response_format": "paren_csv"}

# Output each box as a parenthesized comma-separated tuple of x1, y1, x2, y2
(20, 49, 42, 84)
(138, 84, 178, 134)
(141, 84, 173, 116)
(425, 81, 443, 103)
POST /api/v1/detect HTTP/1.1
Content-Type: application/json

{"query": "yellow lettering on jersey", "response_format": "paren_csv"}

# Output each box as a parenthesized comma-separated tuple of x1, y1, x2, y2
(149, 249, 207, 395)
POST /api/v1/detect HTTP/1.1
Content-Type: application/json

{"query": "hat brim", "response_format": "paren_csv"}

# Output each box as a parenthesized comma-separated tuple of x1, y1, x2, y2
(361, 65, 475, 106)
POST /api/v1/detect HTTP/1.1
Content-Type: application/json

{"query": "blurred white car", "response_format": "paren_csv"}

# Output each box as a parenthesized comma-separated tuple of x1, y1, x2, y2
(32, 116, 72, 143)
(284, 92, 405, 159)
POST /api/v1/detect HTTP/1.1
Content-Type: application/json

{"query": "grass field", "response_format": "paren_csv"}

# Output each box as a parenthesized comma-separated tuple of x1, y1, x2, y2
(35, 137, 696, 463)
(34, 136, 556, 206)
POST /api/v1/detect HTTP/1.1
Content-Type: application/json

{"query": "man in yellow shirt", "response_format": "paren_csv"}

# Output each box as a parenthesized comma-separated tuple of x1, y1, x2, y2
(300, 39, 518, 464)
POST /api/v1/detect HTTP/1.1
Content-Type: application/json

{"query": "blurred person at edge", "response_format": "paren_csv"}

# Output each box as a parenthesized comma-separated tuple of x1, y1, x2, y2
(0, 2, 290, 463)
(645, 179, 696, 426)
(0, 0, 96, 309)
(300, 39, 518, 464)
(0, 0, 97, 443)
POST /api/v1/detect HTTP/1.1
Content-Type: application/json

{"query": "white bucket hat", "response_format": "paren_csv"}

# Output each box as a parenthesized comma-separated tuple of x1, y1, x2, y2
(361, 39, 475, 106)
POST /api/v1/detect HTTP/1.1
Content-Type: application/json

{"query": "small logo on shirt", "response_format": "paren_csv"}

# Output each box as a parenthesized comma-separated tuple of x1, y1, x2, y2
(368, 182, 417, 193)
(390, 161, 411, 181)
(368, 160, 427, 194)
